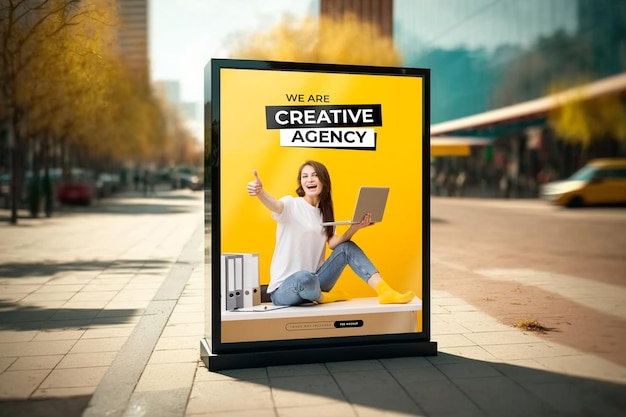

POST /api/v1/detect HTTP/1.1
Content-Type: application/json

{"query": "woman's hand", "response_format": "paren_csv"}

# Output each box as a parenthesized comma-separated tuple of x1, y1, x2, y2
(354, 212, 374, 229)
(328, 213, 373, 249)
(247, 169, 284, 214)
(247, 169, 263, 196)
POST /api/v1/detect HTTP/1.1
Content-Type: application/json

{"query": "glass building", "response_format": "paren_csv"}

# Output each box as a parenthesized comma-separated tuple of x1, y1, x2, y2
(395, 0, 625, 122)
(392, 0, 626, 197)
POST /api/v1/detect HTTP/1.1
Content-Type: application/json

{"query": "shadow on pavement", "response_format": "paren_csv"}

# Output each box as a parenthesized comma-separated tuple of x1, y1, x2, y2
(56, 201, 198, 216)
(202, 353, 626, 416)
(0, 395, 91, 417)
(0, 190, 203, 222)
(0, 301, 139, 331)
(0, 259, 171, 278)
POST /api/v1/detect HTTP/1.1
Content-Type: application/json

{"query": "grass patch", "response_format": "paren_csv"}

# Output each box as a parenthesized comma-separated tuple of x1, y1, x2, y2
(512, 318, 552, 333)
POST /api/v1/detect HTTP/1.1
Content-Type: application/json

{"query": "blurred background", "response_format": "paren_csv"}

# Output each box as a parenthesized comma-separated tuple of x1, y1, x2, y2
(2, 0, 625, 225)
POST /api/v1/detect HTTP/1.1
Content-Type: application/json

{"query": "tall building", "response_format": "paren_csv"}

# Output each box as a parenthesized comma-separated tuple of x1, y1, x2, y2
(116, 0, 150, 85)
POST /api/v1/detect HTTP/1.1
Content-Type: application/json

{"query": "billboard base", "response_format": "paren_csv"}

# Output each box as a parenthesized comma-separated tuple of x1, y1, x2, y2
(200, 338, 437, 372)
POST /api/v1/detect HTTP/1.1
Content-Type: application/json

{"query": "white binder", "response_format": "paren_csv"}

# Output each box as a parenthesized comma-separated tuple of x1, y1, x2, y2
(241, 253, 261, 308)
(233, 255, 244, 309)
(225, 255, 237, 310)
(222, 252, 260, 310)
(220, 255, 226, 311)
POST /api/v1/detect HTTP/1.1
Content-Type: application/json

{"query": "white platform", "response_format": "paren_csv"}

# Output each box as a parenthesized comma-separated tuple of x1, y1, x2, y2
(220, 297, 423, 343)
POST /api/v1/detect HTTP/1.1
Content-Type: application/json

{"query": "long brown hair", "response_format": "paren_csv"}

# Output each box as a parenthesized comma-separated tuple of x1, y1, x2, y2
(296, 160, 334, 239)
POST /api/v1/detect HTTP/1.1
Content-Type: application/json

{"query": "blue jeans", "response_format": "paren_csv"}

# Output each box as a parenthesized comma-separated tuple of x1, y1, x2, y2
(270, 241, 378, 306)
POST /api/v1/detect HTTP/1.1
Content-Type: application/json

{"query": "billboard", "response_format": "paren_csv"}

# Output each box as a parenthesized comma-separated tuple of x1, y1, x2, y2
(202, 59, 436, 370)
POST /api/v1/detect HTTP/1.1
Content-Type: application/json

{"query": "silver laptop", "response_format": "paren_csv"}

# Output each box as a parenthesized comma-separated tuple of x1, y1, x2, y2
(321, 186, 390, 226)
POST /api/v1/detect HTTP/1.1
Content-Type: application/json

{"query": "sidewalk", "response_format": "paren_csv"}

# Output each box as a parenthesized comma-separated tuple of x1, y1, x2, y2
(1, 191, 625, 416)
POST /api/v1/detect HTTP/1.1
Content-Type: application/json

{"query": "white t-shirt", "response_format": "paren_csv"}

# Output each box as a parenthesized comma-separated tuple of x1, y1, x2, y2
(267, 196, 327, 293)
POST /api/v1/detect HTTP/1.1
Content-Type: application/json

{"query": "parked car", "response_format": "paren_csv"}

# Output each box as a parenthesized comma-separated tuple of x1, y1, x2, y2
(95, 173, 121, 199)
(540, 158, 626, 207)
(58, 181, 94, 205)
(57, 169, 96, 206)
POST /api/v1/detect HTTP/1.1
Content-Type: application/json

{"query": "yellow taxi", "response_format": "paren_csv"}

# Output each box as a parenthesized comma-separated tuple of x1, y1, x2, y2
(540, 158, 626, 207)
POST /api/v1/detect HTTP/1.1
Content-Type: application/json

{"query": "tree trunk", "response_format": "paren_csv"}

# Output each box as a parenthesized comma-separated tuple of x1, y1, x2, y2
(9, 119, 23, 225)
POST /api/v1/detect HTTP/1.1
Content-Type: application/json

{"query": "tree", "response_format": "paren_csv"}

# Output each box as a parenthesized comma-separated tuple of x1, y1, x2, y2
(0, 0, 118, 224)
(1, 0, 172, 222)
(549, 87, 626, 151)
(229, 13, 401, 66)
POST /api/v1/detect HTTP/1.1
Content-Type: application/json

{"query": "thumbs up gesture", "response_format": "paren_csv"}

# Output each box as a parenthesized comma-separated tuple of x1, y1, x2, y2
(247, 169, 263, 196)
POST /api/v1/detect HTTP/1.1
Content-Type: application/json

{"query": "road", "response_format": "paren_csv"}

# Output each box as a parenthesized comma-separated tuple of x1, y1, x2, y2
(430, 197, 626, 367)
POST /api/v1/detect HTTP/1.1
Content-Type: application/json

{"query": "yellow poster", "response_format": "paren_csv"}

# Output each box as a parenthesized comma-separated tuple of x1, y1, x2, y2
(211, 60, 429, 345)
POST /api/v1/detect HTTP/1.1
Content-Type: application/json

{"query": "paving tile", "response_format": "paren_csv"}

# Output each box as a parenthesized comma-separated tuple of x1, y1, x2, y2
(33, 329, 85, 342)
(434, 333, 477, 348)
(385, 362, 447, 384)
(437, 345, 499, 361)
(31, 385, 96, 398)
(172, 303, 204, 314)
(69, 337, 127, 353)
(35, 285, 85, 293)
(50, 309, 101, 321)
(193, 365, 268, 382)
(0, 309, 57, 323)
(436, 361, 503, 379)
(57, 352, 117, 369)
(8, 355, 63, 371)
(332, 370, 422, 415)
(464, 329, 542, 345)
(0, 369, 50, 399)
(379, 356, 433, 370)
(454, 376, 558, 417)
(61, 300, 110, 309)
(482, 342, 579, 361)
(82, 283, 125, 292)
(0, 340, 75, 357)
(403, 379, 481, 416)
(351, 404, 425, 417)
(48, 276, 95, 285)
(126, 388, 189, 417)
(154, 336, 199, 350)
(176, 296, 203, 305)
(188, 409, 278, 417)
(160, 323, 203, 337)
(534, 354, 626, 383)
(431, 320, 472, 335)
(95, 307, 144, 318)
(457, 320, 515, 333)
(0, 357, 16, 372)
(267, 363, 329, 378)
(0, 330, 37, 342)
(21, 292, 76, 302)
(325, 359, 384, 373)
(39, 366, 108, 389)
(81, 326, 134, 339)
(0, 285, 42, 294)
(445, 304, 481, 312)
(68, 291, 118, 302)
(276, 403, 357, 417)
(186, 379, 273, 413)
(134, 362, 197, 392)
(111, 289, 157, 302)
(148, 348, 198, 364)
(270, 374, 345, 408)
(167, 312, 203, 325)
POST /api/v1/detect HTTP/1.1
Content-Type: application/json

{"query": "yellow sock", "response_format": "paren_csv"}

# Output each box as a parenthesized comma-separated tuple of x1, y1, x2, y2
(319, 291, 351, 303)
(374, 281, 415, 304)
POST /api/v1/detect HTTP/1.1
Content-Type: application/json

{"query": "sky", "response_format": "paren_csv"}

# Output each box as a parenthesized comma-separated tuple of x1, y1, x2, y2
(149, 0, 318, 113)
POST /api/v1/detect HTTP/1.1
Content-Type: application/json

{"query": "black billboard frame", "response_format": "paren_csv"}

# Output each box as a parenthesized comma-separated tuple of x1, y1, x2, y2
(201, 58, 437, 371)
